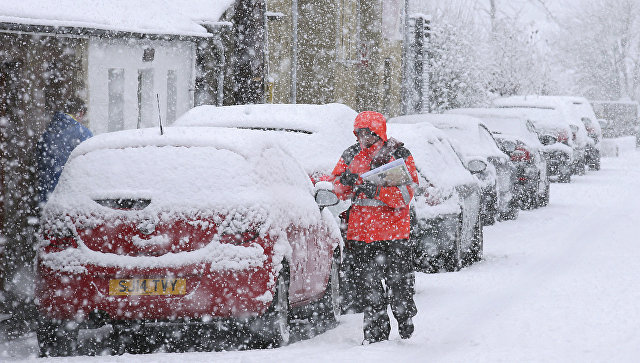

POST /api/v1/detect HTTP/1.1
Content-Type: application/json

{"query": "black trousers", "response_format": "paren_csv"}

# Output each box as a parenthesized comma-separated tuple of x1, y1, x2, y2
(343, 239, 417, 341)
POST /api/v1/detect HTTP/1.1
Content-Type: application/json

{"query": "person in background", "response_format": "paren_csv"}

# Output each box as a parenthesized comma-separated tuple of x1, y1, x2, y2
(332, 111, 419, 344)
(36, 97, 92, 205)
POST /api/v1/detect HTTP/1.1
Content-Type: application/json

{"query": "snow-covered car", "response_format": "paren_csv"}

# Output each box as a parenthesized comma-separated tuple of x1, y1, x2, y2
(35, 127, 342, 356)
(387, 122, 483, 272)
(560, 96, 602, 170)
(389, 114, 518, 225)
(488, 106, 575, 183)
(493, 95, 591, 176)
(173, 103, 357, 309)
(446, 108, 550, 209)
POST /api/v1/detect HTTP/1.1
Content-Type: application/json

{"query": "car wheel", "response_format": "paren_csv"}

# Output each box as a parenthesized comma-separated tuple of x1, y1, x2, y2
(316, 251, 341, 326)
(253, 264, 291, 348)
(469, 215, 483, 263)
(521, 190, 536, 210)
(558, 172, 571, 183)
(37, 319, 78, 357)
(444, 219, 462, 272)
(538, 182, 550, 207)
(481, 192, 497, 226)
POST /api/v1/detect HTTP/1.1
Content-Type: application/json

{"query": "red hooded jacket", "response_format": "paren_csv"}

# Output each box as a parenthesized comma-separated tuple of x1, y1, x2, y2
(332, 111, 419, 243)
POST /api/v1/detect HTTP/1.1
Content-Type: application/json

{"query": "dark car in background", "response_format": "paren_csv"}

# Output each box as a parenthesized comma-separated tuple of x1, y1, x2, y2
(494, 96, 590, 176)
(489, 106, 575, 183)
(390, 114, 519, 225)
(446, 108, 550, 209)
(388, 122, 484, 272)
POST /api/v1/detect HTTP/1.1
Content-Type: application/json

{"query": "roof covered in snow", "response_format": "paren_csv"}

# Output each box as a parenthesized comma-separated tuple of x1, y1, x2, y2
(445, 108, 543, 150)
(0, 0, 235, 37)
(173, 104, 358, 176)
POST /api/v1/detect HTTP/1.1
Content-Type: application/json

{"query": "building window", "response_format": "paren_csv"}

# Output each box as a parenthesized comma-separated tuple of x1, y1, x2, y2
(166, 70, 177, 123)
(108, 68, 125, 132)
(137, 68, 154, 128)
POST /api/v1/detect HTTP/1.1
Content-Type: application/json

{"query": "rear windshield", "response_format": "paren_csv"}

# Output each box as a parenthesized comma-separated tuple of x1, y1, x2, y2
(51, 145, 312, 212)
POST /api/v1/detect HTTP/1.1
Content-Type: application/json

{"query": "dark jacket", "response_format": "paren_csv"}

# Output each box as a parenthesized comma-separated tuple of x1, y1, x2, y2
(36, 112, 93, 203)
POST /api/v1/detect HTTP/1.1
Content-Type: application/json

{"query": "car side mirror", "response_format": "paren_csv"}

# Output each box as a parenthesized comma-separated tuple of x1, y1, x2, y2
(315, 190, 339, 208)
(597, 118, 608, 129)
(539, 134, 556, 146)
(314, 181, 339, 208)
(466, 159, 487, 174)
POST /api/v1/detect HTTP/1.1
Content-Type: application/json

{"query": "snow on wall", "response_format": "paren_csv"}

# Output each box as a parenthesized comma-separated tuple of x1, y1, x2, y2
(0, 0, 231, 37)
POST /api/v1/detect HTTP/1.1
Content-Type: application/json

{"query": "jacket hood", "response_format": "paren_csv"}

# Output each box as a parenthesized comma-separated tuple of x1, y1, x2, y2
(353, 111, 388, 142)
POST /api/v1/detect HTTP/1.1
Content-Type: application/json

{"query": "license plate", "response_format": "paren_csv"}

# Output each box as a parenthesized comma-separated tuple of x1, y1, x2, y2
(108, 278, 186, 296)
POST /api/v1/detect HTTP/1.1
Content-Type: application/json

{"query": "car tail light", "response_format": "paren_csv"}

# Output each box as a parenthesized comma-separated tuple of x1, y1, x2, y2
(218, 230, 260, 245)
(557, 130, 569, 145)
(511, 146, 531, 162)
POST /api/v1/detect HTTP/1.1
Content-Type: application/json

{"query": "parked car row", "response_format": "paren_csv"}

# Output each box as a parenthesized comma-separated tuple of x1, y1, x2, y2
(34, 96, 602, 356)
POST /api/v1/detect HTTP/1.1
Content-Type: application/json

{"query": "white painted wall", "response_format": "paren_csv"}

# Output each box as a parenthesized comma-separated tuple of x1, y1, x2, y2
(88, 38, 195, 134)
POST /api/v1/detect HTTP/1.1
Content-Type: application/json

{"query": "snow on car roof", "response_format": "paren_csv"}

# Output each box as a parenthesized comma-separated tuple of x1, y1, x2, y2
(173, 104, 358, 176)
(491, 106, 571, 132)
(389, 113, 505, 160)
(47, 127, 320, 225)
(0, 0, 230, 37)
(493, 95, 590, 139)
(446, 108, 542, 149)
(387, 122, 476, 192)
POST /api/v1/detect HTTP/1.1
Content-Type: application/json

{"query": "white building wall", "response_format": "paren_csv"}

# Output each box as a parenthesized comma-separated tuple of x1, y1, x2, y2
(87, 38, 195, 135)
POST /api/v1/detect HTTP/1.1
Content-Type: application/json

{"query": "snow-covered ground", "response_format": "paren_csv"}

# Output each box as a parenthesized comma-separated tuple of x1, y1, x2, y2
(4, 151, 640, 362)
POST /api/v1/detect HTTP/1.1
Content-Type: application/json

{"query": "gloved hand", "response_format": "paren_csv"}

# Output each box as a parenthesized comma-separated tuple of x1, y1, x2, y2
(356, 180, 379, 198)
(339, 170, 360, 186)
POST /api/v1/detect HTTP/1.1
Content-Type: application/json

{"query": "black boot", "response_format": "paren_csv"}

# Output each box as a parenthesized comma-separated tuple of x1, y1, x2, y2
(398, 318, 414, 339)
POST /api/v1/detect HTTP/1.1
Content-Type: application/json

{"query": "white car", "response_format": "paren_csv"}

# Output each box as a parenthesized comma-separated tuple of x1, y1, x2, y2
(558, 96, 602, 170)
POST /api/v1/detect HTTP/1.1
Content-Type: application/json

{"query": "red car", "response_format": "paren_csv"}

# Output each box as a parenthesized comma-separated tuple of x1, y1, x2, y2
(36, 127, 341, 356)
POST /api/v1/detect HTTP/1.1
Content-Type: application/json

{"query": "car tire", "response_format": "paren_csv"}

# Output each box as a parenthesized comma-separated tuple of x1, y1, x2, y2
(109, 320, 154, 355)
(444, 219, 462, 272)
(521, 190, 536, 210)
(538, 182, 550, 207)
(253, 264, 291, 348)
(468, 215, 483, 264)
(315, 251, 341, 326)
(37, 319, 78, 357)
(558, 172, 571, 183)
(481, 191, 497, 226)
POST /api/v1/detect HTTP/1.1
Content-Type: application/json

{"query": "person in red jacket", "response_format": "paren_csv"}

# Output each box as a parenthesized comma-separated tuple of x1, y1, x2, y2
(332, 111, 419, 343)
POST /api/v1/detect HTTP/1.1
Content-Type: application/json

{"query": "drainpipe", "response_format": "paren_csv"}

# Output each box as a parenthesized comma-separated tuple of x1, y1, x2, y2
(291, 0, 298, 104)
(401, 0, 410, 114)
